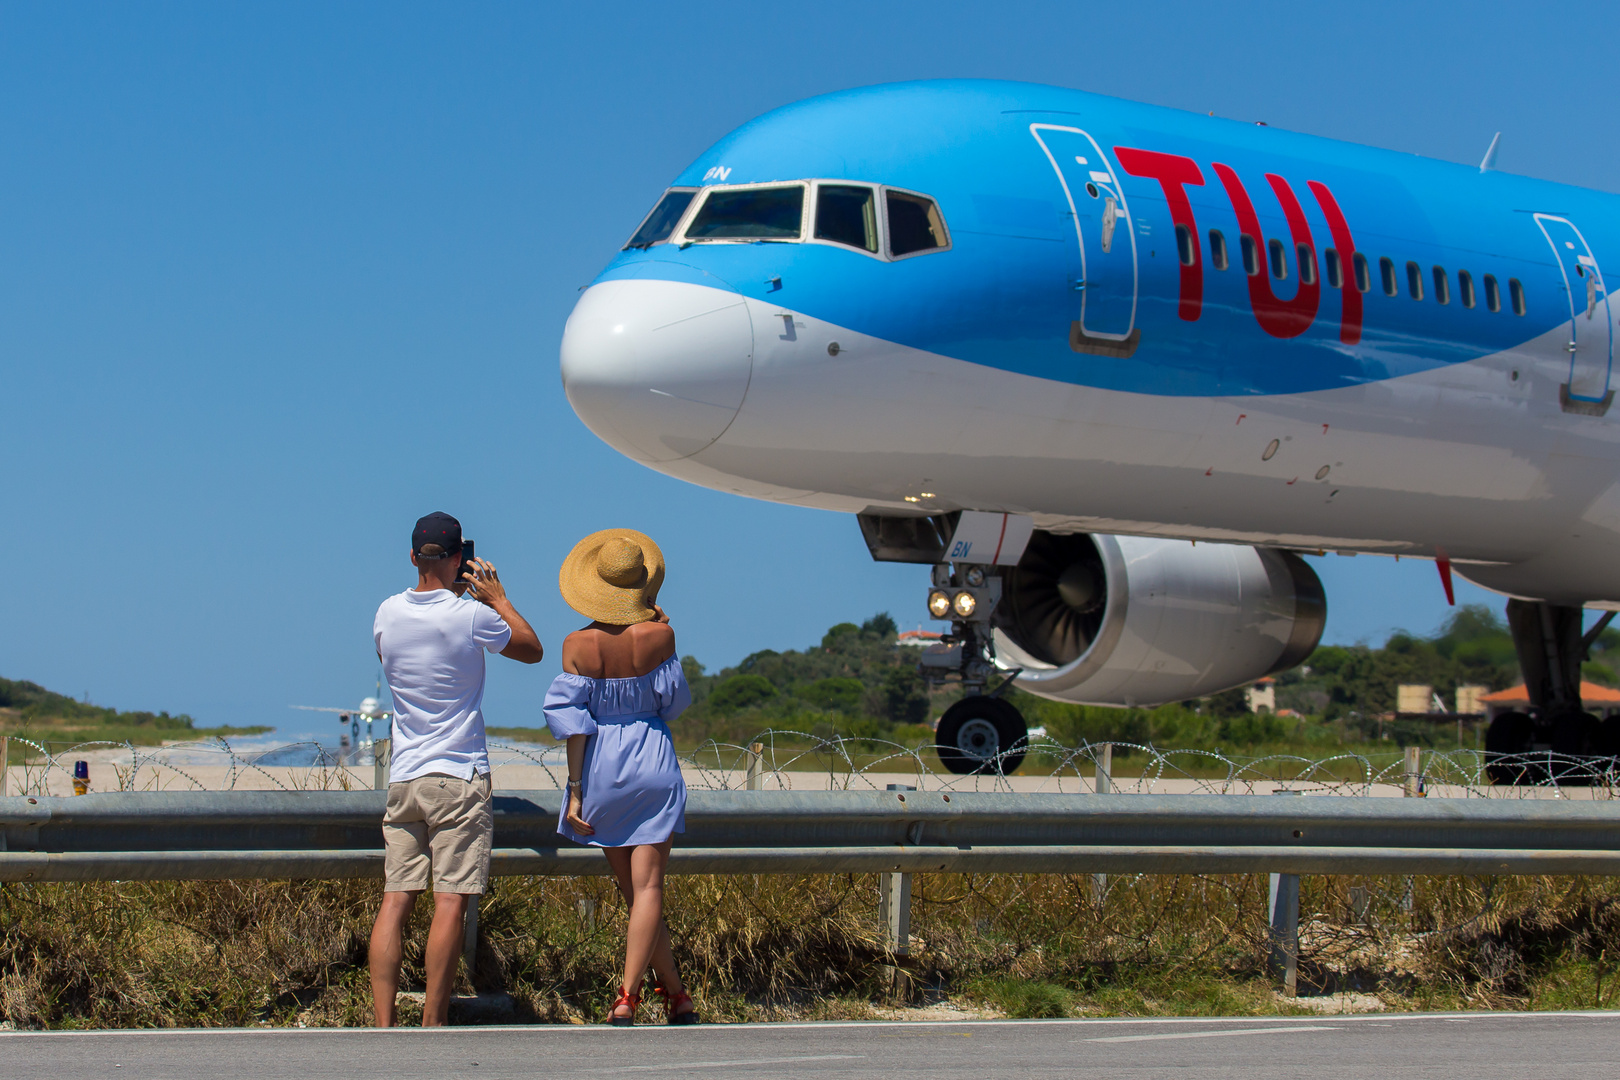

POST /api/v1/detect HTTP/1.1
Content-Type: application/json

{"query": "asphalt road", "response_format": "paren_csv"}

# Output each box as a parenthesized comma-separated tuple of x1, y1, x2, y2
(5, 1012, 1618, 1079)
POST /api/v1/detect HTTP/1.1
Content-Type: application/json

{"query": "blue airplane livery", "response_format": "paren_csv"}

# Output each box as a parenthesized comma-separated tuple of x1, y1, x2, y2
(559, 79, 1620, 775)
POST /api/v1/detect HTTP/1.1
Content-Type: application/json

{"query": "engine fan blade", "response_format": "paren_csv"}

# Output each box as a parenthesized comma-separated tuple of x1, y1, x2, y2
(996, 532, 1107, 665)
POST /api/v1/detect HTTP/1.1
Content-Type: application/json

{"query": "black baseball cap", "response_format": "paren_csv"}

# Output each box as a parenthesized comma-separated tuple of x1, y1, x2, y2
(412, 512, 463, 558)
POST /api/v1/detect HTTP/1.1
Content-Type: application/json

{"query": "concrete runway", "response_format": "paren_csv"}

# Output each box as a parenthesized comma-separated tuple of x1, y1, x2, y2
(4, 1012, 1618, 1079)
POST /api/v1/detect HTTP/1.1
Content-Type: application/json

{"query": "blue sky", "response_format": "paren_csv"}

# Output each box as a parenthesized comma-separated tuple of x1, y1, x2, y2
(1, 2, 1609, 740)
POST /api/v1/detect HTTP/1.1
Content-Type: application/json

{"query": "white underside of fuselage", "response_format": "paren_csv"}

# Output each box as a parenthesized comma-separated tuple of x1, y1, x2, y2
(565, 279, 1620, 606)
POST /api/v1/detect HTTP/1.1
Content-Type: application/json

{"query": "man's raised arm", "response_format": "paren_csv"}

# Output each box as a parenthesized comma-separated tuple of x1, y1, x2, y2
(463, 558, 544, 664)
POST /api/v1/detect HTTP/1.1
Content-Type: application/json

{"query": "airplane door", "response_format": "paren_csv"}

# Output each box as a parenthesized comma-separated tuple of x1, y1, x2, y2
(1030, 124, 1140, 356)
(1534, 214, 1614, 410)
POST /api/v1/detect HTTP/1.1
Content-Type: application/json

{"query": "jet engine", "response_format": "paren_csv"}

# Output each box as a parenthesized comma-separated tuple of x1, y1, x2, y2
(992, 531, 1326, 706)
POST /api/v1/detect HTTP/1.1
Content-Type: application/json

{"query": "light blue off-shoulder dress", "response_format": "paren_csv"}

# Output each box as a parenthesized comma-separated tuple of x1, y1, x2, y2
(543, 654, 691, 848)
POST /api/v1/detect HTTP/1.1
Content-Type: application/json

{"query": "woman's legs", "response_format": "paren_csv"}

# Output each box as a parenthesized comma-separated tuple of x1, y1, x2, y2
(603, 840, 686, 1019)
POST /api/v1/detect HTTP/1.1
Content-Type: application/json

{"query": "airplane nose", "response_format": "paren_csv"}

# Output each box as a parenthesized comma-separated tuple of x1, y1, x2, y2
(560, 277, 755, 462)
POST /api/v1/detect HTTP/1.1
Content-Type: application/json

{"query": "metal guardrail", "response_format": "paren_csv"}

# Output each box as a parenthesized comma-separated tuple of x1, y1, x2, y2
(4, 788, 1620, 882)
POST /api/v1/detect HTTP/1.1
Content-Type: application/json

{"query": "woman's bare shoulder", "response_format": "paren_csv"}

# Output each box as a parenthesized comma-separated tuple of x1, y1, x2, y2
(561, 627, 607, 676)
(629, 620, 676, 667)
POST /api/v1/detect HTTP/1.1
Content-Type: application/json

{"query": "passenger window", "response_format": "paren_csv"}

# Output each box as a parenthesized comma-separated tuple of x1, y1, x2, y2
(1269, 238, 1288, 279)
(1432, 266, 1450, 305)
(814, 184, 879, 253)
(1353, 252, 1371, 293)
(685, 185, 804, 240)
(1175, 223, 1197, 266)
(1484, 274, 1501, 312)
(1380, 256, 1397, 296)
(1324, 248, 1342, 289)
(1298, 243, 1317, 285)
(1509, 277, 1526, 315)
(886, 189, 949, 257)
(1209, 229, 1229, 271)
(1241, 234, 1260, 276)
(1458, 270, 1476, 309)
(1406, 260, 1424, 300)
(624, 188, 697, 249)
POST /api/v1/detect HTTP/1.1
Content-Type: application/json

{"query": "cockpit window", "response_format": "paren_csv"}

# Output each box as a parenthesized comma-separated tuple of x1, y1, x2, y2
(886, 190, 949, 257)
(624, 188, 697, 250)
(685, 185, 804, 240)
(814, 184, 878, 253)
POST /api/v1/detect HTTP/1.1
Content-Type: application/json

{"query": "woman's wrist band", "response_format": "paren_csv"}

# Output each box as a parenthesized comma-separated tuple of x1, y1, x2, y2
(567, 778, 582, 791)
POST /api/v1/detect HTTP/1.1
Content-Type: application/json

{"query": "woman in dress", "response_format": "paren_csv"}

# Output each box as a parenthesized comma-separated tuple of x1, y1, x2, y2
(544, 528, 697, 1026)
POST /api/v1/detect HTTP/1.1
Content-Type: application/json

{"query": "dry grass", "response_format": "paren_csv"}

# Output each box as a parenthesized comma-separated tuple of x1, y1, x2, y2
(5, 872, 1620, 1028)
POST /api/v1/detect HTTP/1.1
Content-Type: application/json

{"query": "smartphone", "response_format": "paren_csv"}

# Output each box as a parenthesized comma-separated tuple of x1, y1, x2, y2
(457, 539, 476, 581)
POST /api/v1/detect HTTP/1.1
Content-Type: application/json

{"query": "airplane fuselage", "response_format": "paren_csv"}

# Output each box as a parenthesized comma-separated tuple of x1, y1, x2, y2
(561, 80, 1620, 607)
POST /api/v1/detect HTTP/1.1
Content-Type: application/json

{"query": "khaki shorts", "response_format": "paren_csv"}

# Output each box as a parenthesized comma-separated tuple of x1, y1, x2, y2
(383, 772, 493, 894)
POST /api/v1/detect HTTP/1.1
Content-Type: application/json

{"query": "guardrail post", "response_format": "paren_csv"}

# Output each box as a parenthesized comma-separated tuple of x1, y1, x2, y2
(373, 738, 391, 791)
(1269, 789, 1301, 997)
(746, 742, 764, 791)
(1401, 745, 1421, 912)
(462, 896, 479, 987)
(1092, 743, 1112, 902)
(880, 783, 915, 996)
(880, 783, 914, 957)
(1269, 870, 1300, 996)
(0, 736, 7, 797)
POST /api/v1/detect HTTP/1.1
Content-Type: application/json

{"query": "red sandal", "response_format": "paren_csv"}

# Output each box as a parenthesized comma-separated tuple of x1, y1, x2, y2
(608, 986, 640, 1026)
(652, 981, 700, 1025)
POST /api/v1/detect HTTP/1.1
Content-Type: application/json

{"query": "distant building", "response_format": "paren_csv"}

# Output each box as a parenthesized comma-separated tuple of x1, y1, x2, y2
(1246, 678, 1275, 714)
(898, 629, 944, 648)
(1455, 684, 1490, 716)
(1396, 684, 1435, 715)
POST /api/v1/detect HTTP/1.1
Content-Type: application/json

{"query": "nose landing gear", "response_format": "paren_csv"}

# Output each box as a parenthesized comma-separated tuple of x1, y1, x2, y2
(919, 562, 1030, 775)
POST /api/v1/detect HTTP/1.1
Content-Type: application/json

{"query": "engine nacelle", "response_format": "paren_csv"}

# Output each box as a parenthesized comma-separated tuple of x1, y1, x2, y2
(992, 532, 1326, 707)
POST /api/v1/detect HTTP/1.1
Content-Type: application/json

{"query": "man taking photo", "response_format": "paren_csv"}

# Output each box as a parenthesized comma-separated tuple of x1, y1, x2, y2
(369, 511, 543, 1027)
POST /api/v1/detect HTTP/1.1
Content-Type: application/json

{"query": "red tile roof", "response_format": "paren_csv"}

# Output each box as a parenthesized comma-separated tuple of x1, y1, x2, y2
(1479, 681, 1620, 704)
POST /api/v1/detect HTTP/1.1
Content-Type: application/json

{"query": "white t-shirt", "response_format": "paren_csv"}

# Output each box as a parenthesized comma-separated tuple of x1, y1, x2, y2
(373, 588, 512, 783)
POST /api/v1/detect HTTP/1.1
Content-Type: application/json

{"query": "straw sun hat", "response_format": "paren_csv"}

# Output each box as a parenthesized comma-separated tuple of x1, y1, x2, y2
(558, 528, 665, 625)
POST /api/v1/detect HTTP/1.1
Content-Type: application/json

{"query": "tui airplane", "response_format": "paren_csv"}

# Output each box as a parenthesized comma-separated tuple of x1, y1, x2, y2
(559, 80, 1619, 774)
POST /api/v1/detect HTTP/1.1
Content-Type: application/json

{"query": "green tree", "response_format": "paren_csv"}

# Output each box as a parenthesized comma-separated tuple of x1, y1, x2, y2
(707, 674, 778, 715)
(802, 677, 864, 714)
(1205, 688, 1249, 719)
(861, 613, 898, 639)
(881, 666, 930, 727)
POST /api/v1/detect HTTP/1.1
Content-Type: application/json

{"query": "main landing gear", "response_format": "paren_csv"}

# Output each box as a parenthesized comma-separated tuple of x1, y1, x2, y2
(918, 561, 1030, 775)
(1486, 599, 1620, 784)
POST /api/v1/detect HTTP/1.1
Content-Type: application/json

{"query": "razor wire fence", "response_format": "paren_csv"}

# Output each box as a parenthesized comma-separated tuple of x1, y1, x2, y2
(3, 729, 1618, 798)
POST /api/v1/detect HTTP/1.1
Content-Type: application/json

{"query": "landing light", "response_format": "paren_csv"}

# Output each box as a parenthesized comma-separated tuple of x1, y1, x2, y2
(952, 591, 978, 618)
(928, 590, 952, 619)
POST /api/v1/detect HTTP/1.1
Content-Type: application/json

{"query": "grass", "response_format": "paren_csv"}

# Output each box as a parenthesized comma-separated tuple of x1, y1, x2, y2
(6, 871, 1620, 1028)
(966, 976, 1071, 1018)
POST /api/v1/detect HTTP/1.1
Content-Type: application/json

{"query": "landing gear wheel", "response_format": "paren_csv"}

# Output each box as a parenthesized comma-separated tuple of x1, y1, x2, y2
(936, 695, 1028, 776)
(1484, 710, 1533, 785)
(1551, 710, 1603, 786)
(1598, 716, 1620, 765)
